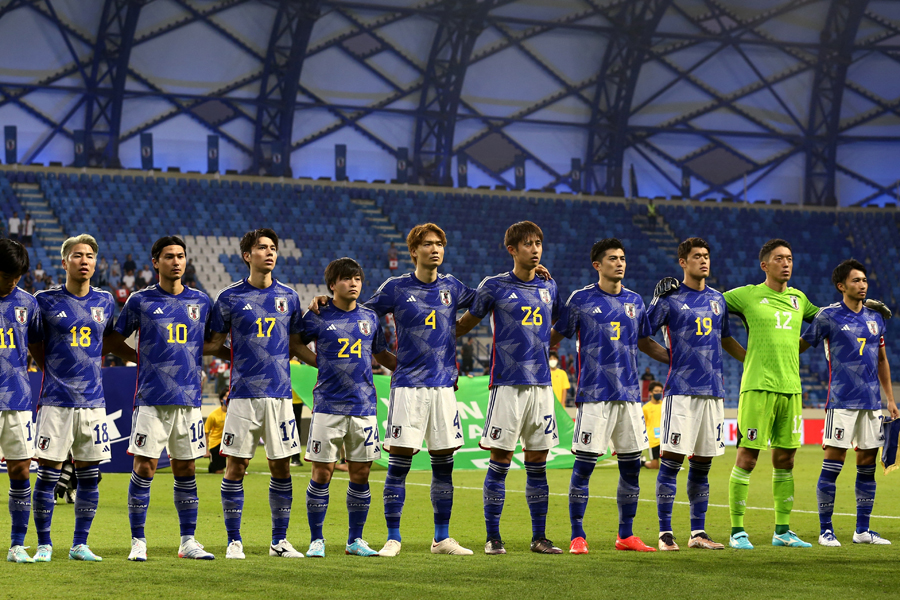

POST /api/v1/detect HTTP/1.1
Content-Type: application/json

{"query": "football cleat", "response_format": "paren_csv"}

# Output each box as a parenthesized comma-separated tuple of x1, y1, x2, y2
(818, 530, 841, 547)
(615, 535, 656, 552)
(530, 538, 563, 554)
(33, 544, 53, 562)
(225, 540, 245, 560)
(729, 532, 754, 550)
(306, 539, 325, 558)
(178, 538, 214, 560)
(853, 530, 891, 545)
(345, 538, 379, 557)
(68, 544, 102, 561)
(772, 531, 811, 548)
(569, 537, 589, 555)
(270, 539, 304, 558)
(658, 532, 679, 551)
(6, 545, 34, 563)
(484, 538, 506, 555)
(378, 539, 401, 557)
(127, 538, 147, 562)
(431, 538, 473, 555)
(687, 532, 724, 550)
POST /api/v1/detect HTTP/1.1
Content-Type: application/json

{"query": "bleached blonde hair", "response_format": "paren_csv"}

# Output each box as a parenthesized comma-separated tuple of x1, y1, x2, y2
(60, 234, 99, 261)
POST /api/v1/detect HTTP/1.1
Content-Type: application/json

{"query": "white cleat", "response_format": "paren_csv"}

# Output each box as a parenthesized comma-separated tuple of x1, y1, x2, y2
(431, 538, 473, 555)
(852, 530, 891, 545)
(818, 530, 841, 547)
(128, 538, 147, 562)
(178, 538, 215, 560)
(378, 539, 401, 557)
(269, 539, 304, 558)
(7, 545, 34, 563)
(226, 540, 245, 559)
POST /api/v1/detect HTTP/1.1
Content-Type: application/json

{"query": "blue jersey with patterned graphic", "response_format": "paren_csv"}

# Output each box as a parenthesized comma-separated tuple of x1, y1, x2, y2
(469, 272, 559, 387)
(34, 286, 115, 408)
(300, 302, 387, 416)
(554, 284, 651, 403)
(115, 285, 211, 408)
(0, 289, 42, 411)
(801, 302, 886, 410)
(647, 285, 732, 398)
(210, 279, 302, 400)
(365, 272, 475, 388)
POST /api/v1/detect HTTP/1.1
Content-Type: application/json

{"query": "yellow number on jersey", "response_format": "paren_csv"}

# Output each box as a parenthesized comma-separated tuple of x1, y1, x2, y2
(857, 337, 866, 356)
(69, 326, 91, 347)
(338, 338, 362, 358)
(695, 317, 712, 336)
(521, 306, 543, 326)
(425, 310, 436, 329)
(610, 321, 621, 341)
(256, 317, 276, 338)
(166, 323, 188, 344)
(0, 328, 16, 349)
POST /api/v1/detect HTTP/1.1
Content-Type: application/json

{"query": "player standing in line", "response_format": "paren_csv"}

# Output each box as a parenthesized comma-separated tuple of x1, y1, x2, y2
(647, 238, 745, 551)
(0, 240, 42, 563)
(29, 235, 133, 562)
(455, 221, 563, 555)
(800, 259, 897, 546)
(106, 236, 215, 561)
(205, 228, 317, 559)
(550, 238, 669, 554)
(301, 258, 397, 558)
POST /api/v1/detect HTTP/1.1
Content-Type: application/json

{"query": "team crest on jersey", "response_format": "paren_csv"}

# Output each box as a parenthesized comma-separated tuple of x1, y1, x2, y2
(13, 306, 26, 324)
(311, 440, 321, 454)
(91, 307, 105, 323)
(134, 433, 147, 448)
(747, 428, 758, 441)
(867, 321, 879, 336)
(581, 432, 592, 445)
(38, 436, 50, 451)
(834, 428, 844, 441)
(223, 433, 234, 447)
(358, 320, 371, 336)
(710, 300, 721, 316)
(789, 296, 800, 311)
(275, 297, 288, 314)
(187, 304, 201, 321)
(490, 427, 502, 440)
(439, 289, 452, 306)
(539, 288, 551, 304)
(623, 303, 636, 319)
(670, 433, 681, 446)
(391, 425, 402, 439)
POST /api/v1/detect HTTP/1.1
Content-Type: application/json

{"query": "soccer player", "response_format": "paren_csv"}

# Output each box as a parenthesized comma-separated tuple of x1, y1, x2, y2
(29, 234, 133, 562)
(205, 228, 316, 559)
(455, 221, 563, 555)
(0, 239, 42, 563)
(549, 238, 669, 554)
(301, 258, 397, 558)
(108, 236, 215, 561)
(800, 259, 898, 546)
(647, 237, 746, 551)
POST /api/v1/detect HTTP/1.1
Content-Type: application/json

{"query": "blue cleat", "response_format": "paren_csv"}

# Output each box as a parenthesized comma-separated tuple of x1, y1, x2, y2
(772, 531, 811, 548)
(729, 532, 754, 550)
(307, 539, 325, 558)
(69, 544, 102, 561)
(345, 538, 379, 557)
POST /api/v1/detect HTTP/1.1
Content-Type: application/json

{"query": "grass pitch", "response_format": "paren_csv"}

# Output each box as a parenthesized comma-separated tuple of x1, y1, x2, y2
(0, 446, 897, 599)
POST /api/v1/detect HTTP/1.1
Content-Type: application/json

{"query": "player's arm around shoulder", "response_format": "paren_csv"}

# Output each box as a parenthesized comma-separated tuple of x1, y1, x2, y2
(722, 284, 753, 313)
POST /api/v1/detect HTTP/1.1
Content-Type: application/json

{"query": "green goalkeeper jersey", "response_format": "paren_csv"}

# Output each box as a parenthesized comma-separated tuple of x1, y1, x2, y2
(723, 283, 818, 394)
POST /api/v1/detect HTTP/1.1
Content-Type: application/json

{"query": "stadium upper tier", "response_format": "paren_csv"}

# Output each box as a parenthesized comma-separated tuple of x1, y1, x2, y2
(2, 167, 897, 407)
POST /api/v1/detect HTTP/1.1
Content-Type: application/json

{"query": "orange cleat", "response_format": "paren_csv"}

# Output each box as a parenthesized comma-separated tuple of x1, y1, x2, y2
(615, 535, 657, 552)
(569, 537, 589, 555)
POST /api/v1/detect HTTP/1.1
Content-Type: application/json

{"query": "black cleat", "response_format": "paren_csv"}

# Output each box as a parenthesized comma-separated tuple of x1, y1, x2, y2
(484, 538, 506, 555)
(530, 538, 563, 554)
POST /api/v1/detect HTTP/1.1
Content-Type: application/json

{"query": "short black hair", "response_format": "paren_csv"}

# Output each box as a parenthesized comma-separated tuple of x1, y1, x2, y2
(324, 257, 364, 293)
(832, 258, 867, 291)
(0, 238, 29, 276)
(677, 237, 711, 260)
(239, 228, 279, 269)
(591, 238, 625, 263)
(759, 238, 791, 262)
(150, 236, 187, 273)
(549, 350, 559, 359)
(649, 381, 664, 392)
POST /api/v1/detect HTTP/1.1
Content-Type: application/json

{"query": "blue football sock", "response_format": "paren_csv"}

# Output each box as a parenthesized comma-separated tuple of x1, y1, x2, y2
(221, 478, 244, 543)
(383, 454, 411, 542)
(347, 481, 371, 544)
(656, 458, 681, 533)
(173, 475, 199, 539)
(269, 476, 292, 544)
(484, 460, 509, 541)
(687, 459, 711, 534)
(817, 459, 842, 533)
(617, 453, 642, 539)
(73, 466, 99, 546)
(856, 464, 876, 533)
(33, 466, 60, 546)
(8, 478, 30, 547)
(569, 452, 598, 540)
(430, 454, 454, 543)
(525, 461, 550, 541)
(127, 472, 152, 540)
(306, 480, 329, 542)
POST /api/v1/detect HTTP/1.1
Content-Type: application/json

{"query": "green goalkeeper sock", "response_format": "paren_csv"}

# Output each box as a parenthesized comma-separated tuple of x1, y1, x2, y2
(729, 466, 751, 535)
(773, 468, 793, 534)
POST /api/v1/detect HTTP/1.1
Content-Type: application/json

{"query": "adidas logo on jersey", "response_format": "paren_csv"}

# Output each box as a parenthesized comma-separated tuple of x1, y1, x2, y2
(326, 324, 336, 331)
(153, 307, 164, 315)
(508, 293, 518, 299)
(759, 298, 769, 304)
(592, 307, 602, 314)
(242, 304, 253, 311)
(841, 325, 851, 331)
(56, 311, 67, 318)
(407, 295, 416, 303)
(681, 303, 690, 310)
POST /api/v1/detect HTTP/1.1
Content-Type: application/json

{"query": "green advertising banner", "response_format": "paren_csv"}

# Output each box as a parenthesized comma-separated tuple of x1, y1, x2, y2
(290, 364, 581, 470)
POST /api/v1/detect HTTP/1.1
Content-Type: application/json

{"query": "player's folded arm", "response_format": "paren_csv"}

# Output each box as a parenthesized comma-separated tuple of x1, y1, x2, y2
(27, 342, 45, 371)
(637, 337, 668, 364)
(455, 311, 482, 337)
(203, 331, 230, 360)
(289, 333, 317, 368)
(374, 349, 396, 372)
(102, 331, 137, 363)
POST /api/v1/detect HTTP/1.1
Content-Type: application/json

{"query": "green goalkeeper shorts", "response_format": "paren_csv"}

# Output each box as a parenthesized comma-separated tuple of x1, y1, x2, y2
(737, 390, 802, 450)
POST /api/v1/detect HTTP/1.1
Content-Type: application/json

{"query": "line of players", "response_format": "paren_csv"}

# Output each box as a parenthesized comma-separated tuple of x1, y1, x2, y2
(0, 219, 894, 563)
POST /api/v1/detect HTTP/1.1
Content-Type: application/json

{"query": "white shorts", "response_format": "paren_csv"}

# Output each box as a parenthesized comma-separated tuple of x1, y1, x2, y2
(128, 405, 206, 461)
(34, 406, 111, 463)
(220, 397, 299, 460)
(824, 409, 884, 450)
(572, 401, 648, 455)
(384, 387, 462, 452)
(0, 410, 35, 461)
(481, 385, 559, 452)
(659, 395, 726, 457)
(305, 413, 381, 463)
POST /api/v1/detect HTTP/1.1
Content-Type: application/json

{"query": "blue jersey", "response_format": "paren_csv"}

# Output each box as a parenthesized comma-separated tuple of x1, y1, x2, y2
(115, 285, 212, 408)
(469, 272, 559, 387)
(210, 279, 302, 400)
(647, 285, 732, 398)
(300, 302, 387, 416)
(34, 286, 115, 408)
(554, 284, 651, 403)
(801, 302, 886, 410)
(0, 289, 42, 411)
(366, 272, 475, 389)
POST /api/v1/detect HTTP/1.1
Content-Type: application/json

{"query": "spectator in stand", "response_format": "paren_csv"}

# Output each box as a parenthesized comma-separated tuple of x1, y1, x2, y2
(115, 280, 130, 308)
(33, 274, 46, 292)
(204, 389, 228, 475)
(387, 241, 398, 271)
(138, 264, 154, 288)
(33, 261, 44, 282)
(647, 199, 658, 230)
(123, 253, 136, 275)
(122, 269, 136, 291)
(7, 211, 19, 242)
(184, 258, 196, 287)
(549, 350, 571, 407)
(96, 257, 109, 287)
(643, 381, 664, 469)
(21, 213, 33, 247)
(109, 257, 121, 289)
(461, 338, 475, 376)
(44, 274, 54, 288)
(20, 270, 33, 294)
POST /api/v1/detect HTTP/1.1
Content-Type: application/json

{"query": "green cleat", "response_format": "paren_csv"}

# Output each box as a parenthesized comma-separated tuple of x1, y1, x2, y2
(729, 532, 754, 550)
